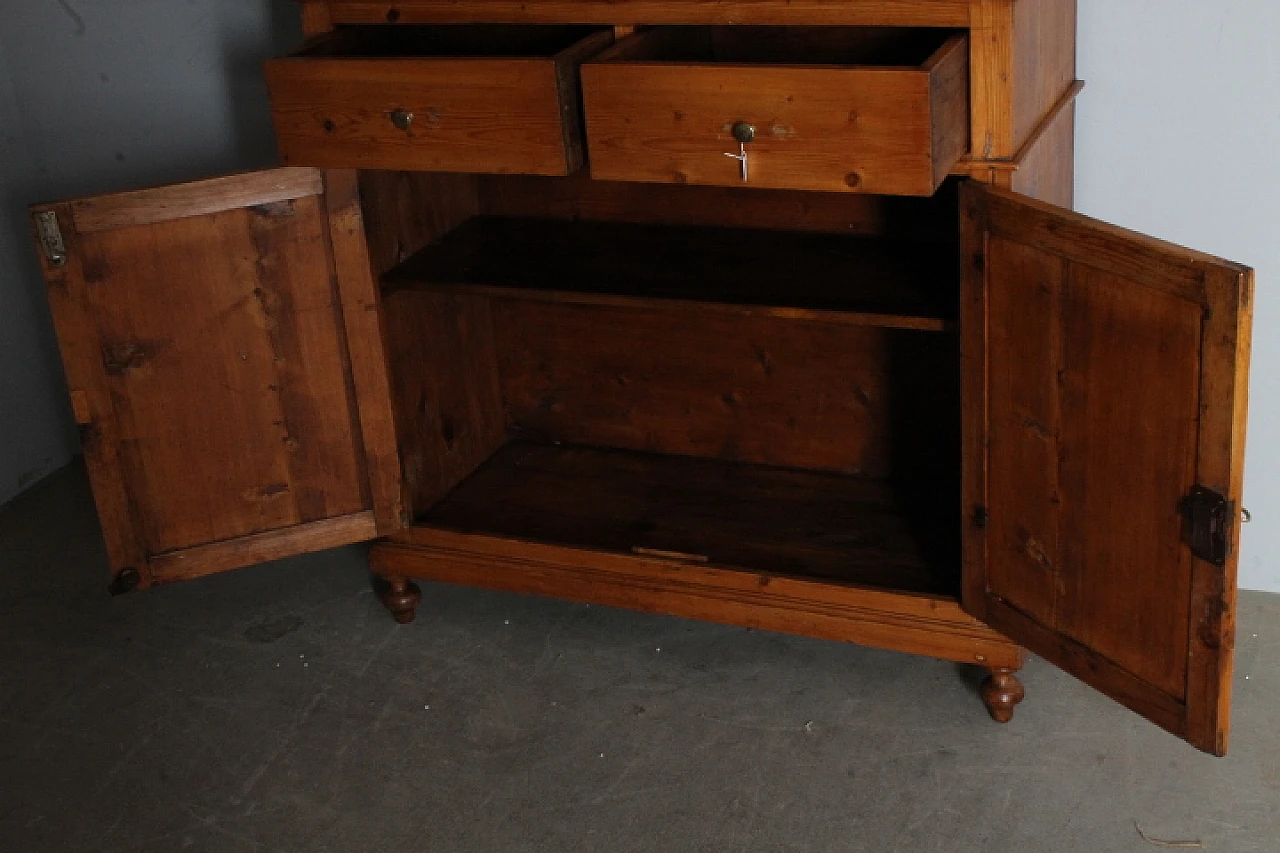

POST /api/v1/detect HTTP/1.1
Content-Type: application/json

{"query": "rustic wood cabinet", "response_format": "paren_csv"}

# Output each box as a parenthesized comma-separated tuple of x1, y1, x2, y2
(29, 0, 1252, 755)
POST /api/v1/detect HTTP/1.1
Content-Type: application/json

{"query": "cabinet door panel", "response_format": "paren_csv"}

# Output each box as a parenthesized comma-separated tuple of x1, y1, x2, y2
(32, 168, 401, 589)
(960, 184, 1251, 755)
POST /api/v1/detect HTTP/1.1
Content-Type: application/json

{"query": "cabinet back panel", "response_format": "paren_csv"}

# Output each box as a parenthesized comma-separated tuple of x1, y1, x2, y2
(492, 299, 954, 478)
(80, 197, 368, 553)
(476, 173, 887, 235)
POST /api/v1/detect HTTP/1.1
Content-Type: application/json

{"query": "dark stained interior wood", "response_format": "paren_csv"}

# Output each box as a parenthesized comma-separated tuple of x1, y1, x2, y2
(476, 172, 889, 235)
(597, 25, 957, 66)
(358, 171, 479, 276)
(418, 440, 960, 597)
(295, 24, 607, 58)
(380, 290, 507, 517)
(382, 216, 956, 327)
(490, 299, 957, 478)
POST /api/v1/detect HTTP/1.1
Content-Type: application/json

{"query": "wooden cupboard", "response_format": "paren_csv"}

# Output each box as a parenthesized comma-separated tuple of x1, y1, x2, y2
(29, 0, 1252, 756)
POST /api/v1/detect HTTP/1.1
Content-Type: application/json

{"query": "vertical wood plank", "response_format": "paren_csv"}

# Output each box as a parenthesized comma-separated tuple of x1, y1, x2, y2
(1185, 265, 1253, 754)
(962, 183, 1253, 754)
(983, 235, 1063, 623)
(323, 169, 410, 533)
(299, 1, 335, 36)
(31, 203, 150, 586)
(1055, 263, 1201, 699)
(968, 0, 1016, 159)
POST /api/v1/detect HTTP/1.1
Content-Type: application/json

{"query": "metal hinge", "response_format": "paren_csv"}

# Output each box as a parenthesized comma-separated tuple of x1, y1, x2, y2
(34, 210, 68, 267)
(1180, 486, 1232, 566)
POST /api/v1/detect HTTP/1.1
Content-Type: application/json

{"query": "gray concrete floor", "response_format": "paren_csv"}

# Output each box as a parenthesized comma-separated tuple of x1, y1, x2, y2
(1, 463, 1277, 853)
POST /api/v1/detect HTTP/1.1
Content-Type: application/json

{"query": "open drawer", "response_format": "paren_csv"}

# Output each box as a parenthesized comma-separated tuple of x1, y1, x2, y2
(581, 27, 969, 195)
(265, 25, 613, 175)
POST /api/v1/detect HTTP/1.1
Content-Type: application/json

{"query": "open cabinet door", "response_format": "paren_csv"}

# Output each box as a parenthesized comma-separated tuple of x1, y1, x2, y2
(32, 168, 403, 592)
(960, 184, 1252, 755)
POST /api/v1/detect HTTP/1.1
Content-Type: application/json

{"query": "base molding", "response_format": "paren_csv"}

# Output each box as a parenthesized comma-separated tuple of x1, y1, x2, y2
(370, 528, 1023, 669)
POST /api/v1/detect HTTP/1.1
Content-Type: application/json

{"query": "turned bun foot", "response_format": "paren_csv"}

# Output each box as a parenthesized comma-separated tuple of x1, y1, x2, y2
(379, 576, 422, 624)
(980, 667, 1026, 723)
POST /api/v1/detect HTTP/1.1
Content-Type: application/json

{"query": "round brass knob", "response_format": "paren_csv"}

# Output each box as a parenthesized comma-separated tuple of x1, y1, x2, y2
(731, 121, 756, 144)
(390, 108, 414, 131)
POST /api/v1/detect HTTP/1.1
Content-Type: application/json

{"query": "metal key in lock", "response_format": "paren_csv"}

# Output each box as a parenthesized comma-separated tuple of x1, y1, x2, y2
(724, 121, 755, 182)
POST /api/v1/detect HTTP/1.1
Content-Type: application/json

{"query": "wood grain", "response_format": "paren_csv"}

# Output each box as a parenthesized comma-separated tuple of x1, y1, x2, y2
(324, 0, 971, 27)
(490, 300, 956, 478)
(358, 171, 480, 276)
(380, 290, 507, 515)
(31, 169, 386, 587)
(299, 0, 335, 36)
(149, 511, 377, 582)
(477, 172, 888, 235)
(961, 183, 1252, 755)
(375, 531, 1019, 667)
(68, 168, 322, 233)
(417, 440, 960, 595)
(1184, 264, 1253, 755)
(582, 29, 969, 195)
(265, 27, 610, 175)
(322, 170, 407, 534)
(1008, 89, 1078, 206)
(30, 203, 148, 586)
(969, 0, 1077, 161)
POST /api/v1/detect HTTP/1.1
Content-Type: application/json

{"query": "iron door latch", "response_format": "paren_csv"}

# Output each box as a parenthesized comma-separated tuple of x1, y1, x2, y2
(1180, 486, 1232, 566)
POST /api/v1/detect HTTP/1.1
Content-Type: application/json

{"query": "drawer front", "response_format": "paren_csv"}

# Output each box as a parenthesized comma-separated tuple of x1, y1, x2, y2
(582, 34, 969, 195)
(265, 30, 612, 175)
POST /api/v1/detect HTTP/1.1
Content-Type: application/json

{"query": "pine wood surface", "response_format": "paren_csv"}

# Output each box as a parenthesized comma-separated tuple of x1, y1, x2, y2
(41, 0, 1262, 753)
(266, 27, 612, 175)
(582, 29, 969, 195)
(322, 0, 972, 27)
(961, 183, 1252, 755)
(373, 532, 1020, 668)
(321, 170, 408, 534)
(489, 299, 956, 478)
(31, 169, 388, 587)
(380, 290, 508, 517)
(415, 440, 958, 595)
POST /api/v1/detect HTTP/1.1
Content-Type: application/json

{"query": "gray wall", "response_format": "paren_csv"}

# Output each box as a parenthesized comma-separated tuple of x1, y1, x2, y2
(1, 1, 1277, 590)
(0, 0, 301, 506)
(1074, 0, 1280, 591)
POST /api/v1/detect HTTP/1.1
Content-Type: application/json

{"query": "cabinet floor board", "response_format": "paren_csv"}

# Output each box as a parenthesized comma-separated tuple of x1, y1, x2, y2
(416, 440, 959, 597)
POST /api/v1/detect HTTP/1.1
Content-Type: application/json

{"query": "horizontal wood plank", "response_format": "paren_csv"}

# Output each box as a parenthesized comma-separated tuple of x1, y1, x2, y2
(266, 58, 576, 174)
(65, 168, 323, 233)
(980, 186, 1248, 302)
(149, 511, 378, 582)
(981, 596, 1185, 736)
(374, 533, 1020, 667)
(580, 29, 967, 195)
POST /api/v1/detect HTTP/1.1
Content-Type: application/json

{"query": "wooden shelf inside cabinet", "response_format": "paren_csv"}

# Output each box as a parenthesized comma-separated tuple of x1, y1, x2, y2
(381, 216, 956, 331)
(412, 441, 960, 597)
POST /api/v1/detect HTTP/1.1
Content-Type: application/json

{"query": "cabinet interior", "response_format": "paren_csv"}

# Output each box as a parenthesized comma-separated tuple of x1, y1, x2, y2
(365, 172, 964, 598)
(294, 24, 607, 58)
(597, 25, 961, 66)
